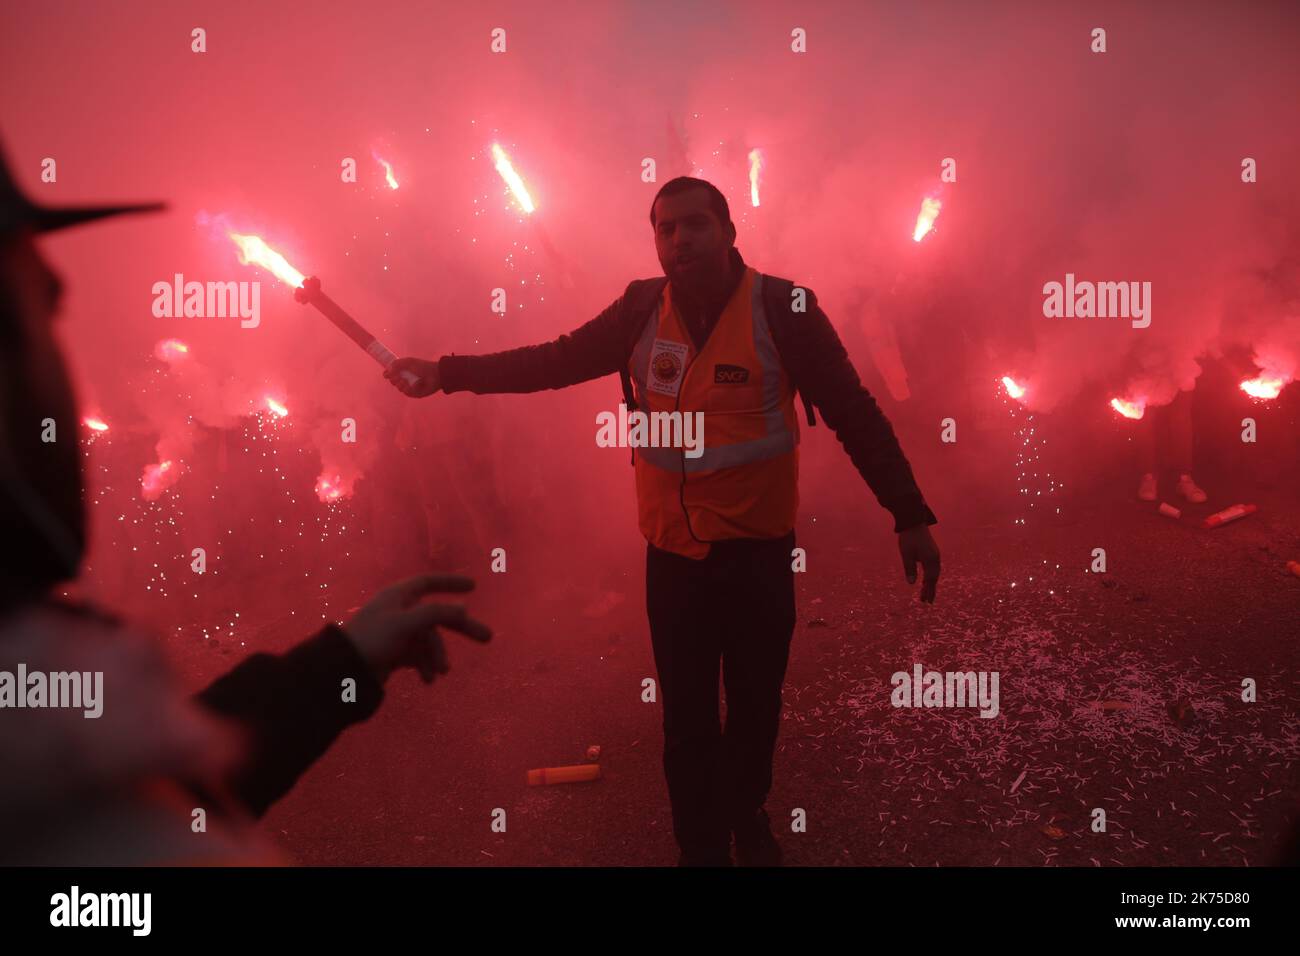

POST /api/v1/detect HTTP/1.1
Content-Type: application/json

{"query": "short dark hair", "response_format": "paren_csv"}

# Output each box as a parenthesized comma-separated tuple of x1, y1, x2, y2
(649, 177, 732, 228)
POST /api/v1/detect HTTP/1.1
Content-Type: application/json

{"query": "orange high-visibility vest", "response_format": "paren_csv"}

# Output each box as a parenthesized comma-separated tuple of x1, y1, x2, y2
(627, 267, 800, 559)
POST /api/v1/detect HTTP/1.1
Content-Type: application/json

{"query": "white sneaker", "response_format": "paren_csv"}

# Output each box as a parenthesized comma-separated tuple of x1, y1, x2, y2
(1138, 473, 1157, 501)
(1176, 474, 1207, 503)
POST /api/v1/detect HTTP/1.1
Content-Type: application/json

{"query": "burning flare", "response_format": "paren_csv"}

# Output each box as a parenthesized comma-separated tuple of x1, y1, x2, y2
(748, 148, 764, 207)
(141, 460, 177, 500)
(265, 396, 289, 418)
(83, 417, 109, 432)
(315, 471, 349, 503)
(491, 143, 536, 214)
(229, 232, 306, 289)
(1109, 397, 1146, 420)
(1239, 375, 1285, 400)
(154, 338, 190, 363)
(1001, 376, 1026, 401)
(912, 196, 942, 242)
(373, 151, 399, 190)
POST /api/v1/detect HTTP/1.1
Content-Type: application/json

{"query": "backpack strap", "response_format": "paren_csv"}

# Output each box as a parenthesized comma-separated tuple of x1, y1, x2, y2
(617, 277, 669, 466)
(617, 277, 669, 414)
(760, 274, 818, 427)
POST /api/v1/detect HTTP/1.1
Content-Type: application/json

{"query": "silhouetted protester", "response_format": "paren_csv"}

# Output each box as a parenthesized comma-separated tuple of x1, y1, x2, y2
(1136, 385, 1208, 504)
(0, 141, 491, 864)
(387, 177, 940, 866)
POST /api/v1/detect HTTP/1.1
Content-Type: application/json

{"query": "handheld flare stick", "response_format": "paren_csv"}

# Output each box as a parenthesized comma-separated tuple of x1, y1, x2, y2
(228, 232, 419, 387)
(292, 277, 419, 386)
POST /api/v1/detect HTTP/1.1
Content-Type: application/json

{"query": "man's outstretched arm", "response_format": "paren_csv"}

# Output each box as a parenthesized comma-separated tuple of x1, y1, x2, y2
(387, 290, 636, 397)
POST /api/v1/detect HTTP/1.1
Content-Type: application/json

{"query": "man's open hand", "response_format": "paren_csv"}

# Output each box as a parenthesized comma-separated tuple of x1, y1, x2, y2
(342, 574, 492, 684)
(385, 357, 441, 397)
(898, 525, 940, 603)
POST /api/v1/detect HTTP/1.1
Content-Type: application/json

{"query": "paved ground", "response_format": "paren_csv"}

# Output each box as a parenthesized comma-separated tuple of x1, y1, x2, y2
(164, 471, 1300, 866)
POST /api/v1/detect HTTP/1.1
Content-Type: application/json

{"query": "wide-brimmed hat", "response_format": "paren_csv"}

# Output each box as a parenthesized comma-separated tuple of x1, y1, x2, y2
(0, 138, 165, 236)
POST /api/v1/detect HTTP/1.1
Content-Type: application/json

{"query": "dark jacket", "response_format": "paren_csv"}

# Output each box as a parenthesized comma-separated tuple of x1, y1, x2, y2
(197, 623, 383, 817)
(0, 596, 384, 863)
(438, 248, 937, 533)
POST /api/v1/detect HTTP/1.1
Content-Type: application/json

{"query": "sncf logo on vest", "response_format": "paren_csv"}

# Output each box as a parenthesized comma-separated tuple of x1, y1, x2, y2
(595, 402, 704, 458)
(713, 364, 750, 384)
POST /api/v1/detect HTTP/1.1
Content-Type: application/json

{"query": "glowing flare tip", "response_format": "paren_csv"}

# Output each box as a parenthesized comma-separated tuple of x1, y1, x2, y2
(1109, 397, 1146, 420)
(913, 196, 942, 242)
(374, 152, 399, 190)
(141, 460, 176, 499)
(491, 143, 536, 214)
(155, 339, 190, 362)
(315, 473, 347, 503)
(228, 232, 307, 289)
(1239, 376, 1285, 400)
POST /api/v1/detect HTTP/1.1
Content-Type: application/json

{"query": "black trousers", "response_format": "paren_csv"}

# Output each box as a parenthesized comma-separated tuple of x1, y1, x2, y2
(646, 531, 797, 859)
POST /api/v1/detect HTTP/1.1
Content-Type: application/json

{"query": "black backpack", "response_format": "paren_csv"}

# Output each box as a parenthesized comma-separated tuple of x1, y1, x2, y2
(615, 274, 818, 428)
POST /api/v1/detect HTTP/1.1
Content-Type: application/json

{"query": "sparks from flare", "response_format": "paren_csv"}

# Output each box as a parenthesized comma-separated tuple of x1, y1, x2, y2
(229, 232, 307, 289)
(491, 142, 536, 214)
(913, 196, 942, 242)
(997, 379, 1061, 528)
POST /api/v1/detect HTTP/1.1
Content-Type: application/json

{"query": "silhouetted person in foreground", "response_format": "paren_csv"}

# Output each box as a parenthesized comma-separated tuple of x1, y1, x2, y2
(387, 177, 940, 866)
(0, 140, 491, 864)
